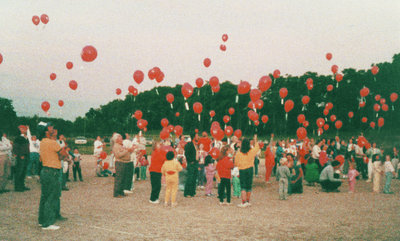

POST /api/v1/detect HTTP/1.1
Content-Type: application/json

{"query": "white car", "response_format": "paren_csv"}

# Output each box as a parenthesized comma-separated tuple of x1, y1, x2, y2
(74, 136, 87, 145)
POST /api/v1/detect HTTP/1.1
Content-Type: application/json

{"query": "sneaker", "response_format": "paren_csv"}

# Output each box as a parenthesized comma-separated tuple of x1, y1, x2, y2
(237, 203, 247, 208)
(366, 180, 371, 183)
(27, 176, 32, 179)
(383, 191, 394, 194)
(42, 225, 60, 230)
(124, 190, 133, 194)
(149, 200, 160, 204)
(226, 202, 232, 206)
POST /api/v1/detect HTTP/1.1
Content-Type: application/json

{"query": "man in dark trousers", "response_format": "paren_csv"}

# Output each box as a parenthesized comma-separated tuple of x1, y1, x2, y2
(13, 125, 30, 192)
(184, 132, 199, 197)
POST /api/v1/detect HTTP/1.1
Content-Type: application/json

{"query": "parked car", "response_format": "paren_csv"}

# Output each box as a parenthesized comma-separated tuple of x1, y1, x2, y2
(74, 136, 87, 145)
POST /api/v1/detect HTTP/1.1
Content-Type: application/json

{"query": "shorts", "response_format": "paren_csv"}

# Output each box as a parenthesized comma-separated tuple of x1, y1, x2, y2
(239, 167, 254, 192)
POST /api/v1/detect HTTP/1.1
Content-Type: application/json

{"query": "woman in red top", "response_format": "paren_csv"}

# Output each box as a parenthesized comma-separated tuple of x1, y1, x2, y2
(149, 142, 166, 203)
(264, 140, 275, 182)
(216, 146, 234, 205)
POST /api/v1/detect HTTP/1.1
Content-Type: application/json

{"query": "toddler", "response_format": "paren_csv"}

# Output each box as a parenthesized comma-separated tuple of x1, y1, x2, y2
(204, 155, 216, 196)
(231, 167, 241, 198)
(276, 158, 291, 200)
(161, 151, 183, 207)
(72, 148, 83, 181)
(347, 162, 359, 193)
(383, 155, 395, 194)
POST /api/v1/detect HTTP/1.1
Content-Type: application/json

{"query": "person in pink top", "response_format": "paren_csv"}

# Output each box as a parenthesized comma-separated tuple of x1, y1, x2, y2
(347, 162, 359, 193)
(204, 155, 216, 196)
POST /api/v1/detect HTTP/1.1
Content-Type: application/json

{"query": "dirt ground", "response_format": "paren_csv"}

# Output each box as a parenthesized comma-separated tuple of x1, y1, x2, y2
(1, 155, 400, 241)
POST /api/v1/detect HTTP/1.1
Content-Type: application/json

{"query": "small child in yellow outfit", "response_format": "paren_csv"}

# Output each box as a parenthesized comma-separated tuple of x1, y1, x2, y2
(161, 151, 183, 207)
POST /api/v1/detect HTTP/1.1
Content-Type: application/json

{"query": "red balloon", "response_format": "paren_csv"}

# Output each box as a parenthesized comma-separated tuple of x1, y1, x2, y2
(134, 110, 143, 120)
(255, 99, 264, 110)
(128, 86, 138, 96)
(220, 44, 226, 51)
(161, 118, 169, 128)
(222, 34, 228, 42)
(32, 16, 40, 25)
(41, 101, 50, 112)
(335, 74, 343, 82)
(181, 83, 194, 98)
(327, 85, 333, 92)
(279, 88, 288, 99)
(370, 122, 376, 129)
(148, 68, 156, 80)
(371, 66, 379, 75)
(209, 121, 219, 128)
(211, 84, 220, 93)
(167, 125, 174, 133)
(193, 102, 203, 114)
(330, 115, 337, 122)
(225, 126, 233, 136)
(335, 120, 342, 130)
(335, 155, 345, 166)
(66, 61, 73, 70)
(326, 102, 333, 110)
(323, 124, 329, 131)
(378, 117, 384, 127)
(307, 83, 313, 90)
(258, 76, 272, 92)
(160, 129, 170, 140)
(237, 81, 251, 95)
(361, 117, 368, 123)
(209, 110, 216, 118)
(261, 115, 269, 124)
(210, 147, 220, 159)
(360, 87, 370, 97)
(116, 88, 121, 95)
(326, 53, 332, 61)
(81, 45, 98, 62)
(210, 126, 220, 137)
(382, 104, 389, 112)
(380, 98, 386, 105)
(273, 69, 280, 79)
(250, 89, 262, 102)
(306, 78, 313, 86)
(303, 120, 309, 128)
(155, 72, 164, 83)
(174, 125, 183, 136)
(40, 14, 49, 24)
(69, 80, 78, 90)
(302, 96, 310, 105)
(359, 101, 366, 108)
(137, 119, 147, 129)
(166, 93, 174, 104)
(215, 128, 225, 141)
(375, 95, 381, 101)
(348, 111, 354, 118)
(58, 100, 64, 107)
(373, 104, 380, 112)
(296, 127, 307, 140)
(254, 120, 260, 126)
(297, 114, 305, 124)
(284, 100, 294, 113)
(331, 65, 338, 74)
(234, 129, 242, 139)
(196, 78, 204, 88)
(228, 107, 235, 115)
(390, 93, 398, 102)
(318, 128, 324, 136)
(50, 73, 56, 81)
(316, 118, 325, 128)
(100, 151, 107, 160)
(247, 110, 259, 121)
(223, 115, 230, 123)
(133, 70, 144, 84)
(248, 101, 255, 109)
(175, 112, 180, 117)
(323, 109, 329, 116)
(203, 58, 211, 68)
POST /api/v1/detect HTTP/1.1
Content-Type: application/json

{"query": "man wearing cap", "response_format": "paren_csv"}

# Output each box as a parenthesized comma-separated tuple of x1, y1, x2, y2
(13, 125, 30, 192)
(38, 124, 66, 230)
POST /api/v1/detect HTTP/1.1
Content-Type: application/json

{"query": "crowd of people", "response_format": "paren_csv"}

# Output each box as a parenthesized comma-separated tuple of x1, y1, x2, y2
(1, 124, 400, 230)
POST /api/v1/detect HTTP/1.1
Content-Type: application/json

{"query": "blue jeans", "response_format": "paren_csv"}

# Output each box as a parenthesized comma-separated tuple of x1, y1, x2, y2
(27, 152, 40, 176)
(384, 172, 393, 193)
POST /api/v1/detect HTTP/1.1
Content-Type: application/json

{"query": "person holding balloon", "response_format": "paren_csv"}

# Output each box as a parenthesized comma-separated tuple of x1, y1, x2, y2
(235, 135, 260, 208)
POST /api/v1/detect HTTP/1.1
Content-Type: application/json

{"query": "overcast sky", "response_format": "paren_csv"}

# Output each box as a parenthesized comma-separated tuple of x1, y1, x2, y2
(0, 0, 399, 121)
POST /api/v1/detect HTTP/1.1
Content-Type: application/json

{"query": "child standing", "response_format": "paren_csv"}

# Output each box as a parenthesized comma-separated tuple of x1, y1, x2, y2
(383, 155, 396, 194)
(216, 146, 234, 205)
(161, 151, 183, 207)
(372, 154, 384, 193)
(231, 167, 241, 198)
(72, 148, 83, 182)
(204, 155, 216, 196)
(347, 162, 359, 193)
(138, 150, 148, 181)
(276, 158, 291, 200)
(197, 144, 207, 189)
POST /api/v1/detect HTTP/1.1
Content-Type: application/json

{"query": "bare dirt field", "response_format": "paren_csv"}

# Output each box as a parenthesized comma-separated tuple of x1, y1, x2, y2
(1, 155, 400, 240)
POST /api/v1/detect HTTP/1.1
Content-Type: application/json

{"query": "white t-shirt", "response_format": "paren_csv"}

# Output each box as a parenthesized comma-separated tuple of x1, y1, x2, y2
(30, 139, 40, 153)
(384, 161, 395, 173)
(94, 140, 103, 155)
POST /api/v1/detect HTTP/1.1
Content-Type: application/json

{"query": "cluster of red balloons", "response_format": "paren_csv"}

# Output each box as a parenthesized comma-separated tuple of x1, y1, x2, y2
(220, 34, 228, 52)
(148, 67, 165, 83)
(32, 14, 49, 26)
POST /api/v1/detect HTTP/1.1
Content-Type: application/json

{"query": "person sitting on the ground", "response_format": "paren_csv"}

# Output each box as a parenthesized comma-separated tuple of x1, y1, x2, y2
(96, 160, 113, 177)
(305, 158, 319, 186)
(319, 160, 342, 192)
